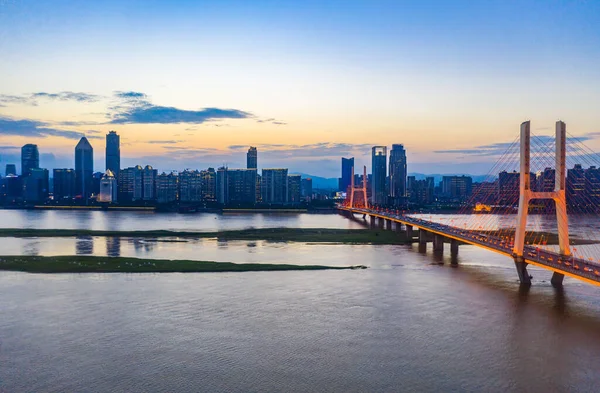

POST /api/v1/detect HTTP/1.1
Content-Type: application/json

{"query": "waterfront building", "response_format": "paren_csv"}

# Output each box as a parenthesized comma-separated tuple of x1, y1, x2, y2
(498, 171, 519, 206)
(340, 157, 354, 192)
(371, 146, 387, 205)
(216, 167, 228, 204)
(441, 175, 473, 200)
(155, 172, 179, 203)
(53, 168, 76, 201)
(389, 144, 407, 204)
(0, 174, 21, 203)
(261, 168, 288, 204)
(247, 147, 257, 169)
(301, 178, 313, 201)
(288, 174, 302, 204)
(567, 164, 586, 209)
(22, 168, 49, 203)
(98, 170, 118, 203)
(21, 144, 39, 177)
(142, 165, 157, 200)
(75, 137, 94, 200)
(227, 169, 257, 204)
(179, 169, 203, 203)
(201, 168, 216, 201)
(407, 176, 434, 205)
(106, 131, 120, 177)
(586, 166, 600, 207)
(92, 172, 104, 196)
(118, 166, 143, 202)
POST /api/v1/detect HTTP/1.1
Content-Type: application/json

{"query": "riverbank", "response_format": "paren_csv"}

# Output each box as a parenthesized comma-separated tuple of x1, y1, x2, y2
(0, 228, 407, 244)
(0, 255, 366, 273)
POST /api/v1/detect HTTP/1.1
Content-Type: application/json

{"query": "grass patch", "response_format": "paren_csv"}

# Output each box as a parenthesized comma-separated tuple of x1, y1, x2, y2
(0, 255, 367, 274)
(0, 228, 407, 245)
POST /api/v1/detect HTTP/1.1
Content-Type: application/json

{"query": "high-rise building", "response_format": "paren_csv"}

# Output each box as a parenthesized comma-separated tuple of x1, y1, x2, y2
(22, 168, 49, 203)
(142, 165, 157, 200)
(179, 169, 203, 203)
(92, 171, 104, 196)
(498, 171, 519, 206)
(586, 166, 600, 206)
(228, 169, 257, 204)
(0, 174, 21, 203)
(247, 147, 258, 169)
(118, 166, 143, 202)
(53, 168, 76, 201)
(371, 146, 387, 205)
(201, 168, 217, 201)
(287, 174, 302, 204)
(75, 137, 94, 200)
(98, 170, 118, 203)
(106, 131, 120, 177)
(340, 157, 354, 192)
(301, 178, 313, 201)
(216, 167, 228, 204)
(567, 164, 586, 209)
(389, 144, 407, 204)
(261, 168, 288, 204)
(5, 164, 16, 176)
(155, 172, 179, 203)
(21, 144, 39, 177)
(472, 181, 498, 205)
(441, 175, 473, 200)
(407, 176, 434, 205)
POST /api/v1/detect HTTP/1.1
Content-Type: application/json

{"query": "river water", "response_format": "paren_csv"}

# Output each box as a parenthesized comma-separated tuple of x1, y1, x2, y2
(1, 210, 600, 392)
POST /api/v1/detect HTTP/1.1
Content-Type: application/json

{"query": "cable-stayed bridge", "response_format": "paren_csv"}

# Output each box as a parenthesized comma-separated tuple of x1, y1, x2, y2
(339, 121, 600, 287)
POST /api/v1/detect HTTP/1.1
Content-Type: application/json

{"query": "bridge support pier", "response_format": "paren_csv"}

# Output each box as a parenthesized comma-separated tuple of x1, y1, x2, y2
(513, 256, 531, 286)
(378, 218, 384, 229)
(418, 229, 428, 245)
(369, 215, 376, 228)
(551, 272, 564, 287)
(395, 222, 403, 232)
(450, 239, 459, 256)
(385, 219, 392, 230)
(433, 234, 444, 252)
(406, 226, 414, 240)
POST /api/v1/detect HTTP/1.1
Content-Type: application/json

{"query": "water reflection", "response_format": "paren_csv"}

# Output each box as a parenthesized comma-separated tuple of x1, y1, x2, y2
(75, 236, 94, 255)
(106, 237, 121, 257)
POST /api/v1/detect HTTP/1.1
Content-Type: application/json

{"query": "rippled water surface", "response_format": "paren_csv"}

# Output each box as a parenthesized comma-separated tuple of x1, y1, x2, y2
(1, 210, 600, 392)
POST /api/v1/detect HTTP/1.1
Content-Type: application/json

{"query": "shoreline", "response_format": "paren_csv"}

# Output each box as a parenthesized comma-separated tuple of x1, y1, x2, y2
(0, 255, 367, 274)
(0, 228, 408, 245)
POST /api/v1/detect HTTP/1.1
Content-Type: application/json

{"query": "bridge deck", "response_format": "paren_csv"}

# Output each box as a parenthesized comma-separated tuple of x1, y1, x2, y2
(341, 207, 600, 287)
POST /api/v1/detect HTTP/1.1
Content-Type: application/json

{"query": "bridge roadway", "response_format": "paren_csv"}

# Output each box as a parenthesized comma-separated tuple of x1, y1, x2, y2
(340, 207, 600, 287)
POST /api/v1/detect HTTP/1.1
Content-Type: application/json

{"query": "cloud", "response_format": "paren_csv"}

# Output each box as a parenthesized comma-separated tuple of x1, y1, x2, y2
(109, 106, 252, 124)
(0, 91, 101, 106)
(256, 117, 287, 125)
(0, 116, 92, 140)
(32, 91, 101, 102)
(114, 91, 147, 100)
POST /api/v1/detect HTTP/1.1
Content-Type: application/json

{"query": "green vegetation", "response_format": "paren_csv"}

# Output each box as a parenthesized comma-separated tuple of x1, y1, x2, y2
(0, 255, 367, 274)
(0, 228, 407, 244)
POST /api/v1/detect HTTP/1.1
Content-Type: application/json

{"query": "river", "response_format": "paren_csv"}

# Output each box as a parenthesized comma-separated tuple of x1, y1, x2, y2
(1, 210, 600, 392)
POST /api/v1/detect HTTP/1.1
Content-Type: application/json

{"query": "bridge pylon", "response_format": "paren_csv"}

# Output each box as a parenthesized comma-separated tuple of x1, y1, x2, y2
(512, 120, 571, 286)
(349, 165, 369, 209)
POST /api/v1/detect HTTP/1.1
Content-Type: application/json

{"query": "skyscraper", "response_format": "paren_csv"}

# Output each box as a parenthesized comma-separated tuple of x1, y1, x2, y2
(261, 168, 288, 204)
(98, 170, 118, 203)
(340, 157, 354, 192)
(287, 174, 302, 204)
(371, 146, 387, 205)
(75, 137, 94, 200)
(21, 144, 39, 176)
(247, 147, 258, 169)
(106, 131, 120, 177)
(53, 168, 76, 201)
(389, 144, 407, 203)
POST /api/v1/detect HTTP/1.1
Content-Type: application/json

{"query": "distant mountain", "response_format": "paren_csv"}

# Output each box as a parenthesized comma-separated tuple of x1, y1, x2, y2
(291, 173, 339, 190)
(408, 173, 493, 184)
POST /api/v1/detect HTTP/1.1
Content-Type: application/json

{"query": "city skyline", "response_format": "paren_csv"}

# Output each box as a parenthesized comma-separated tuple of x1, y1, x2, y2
(1, 1, 600, 176)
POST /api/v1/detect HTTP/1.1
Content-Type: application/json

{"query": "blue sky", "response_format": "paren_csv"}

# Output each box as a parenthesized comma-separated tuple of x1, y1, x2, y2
(1, 0, 599, 176)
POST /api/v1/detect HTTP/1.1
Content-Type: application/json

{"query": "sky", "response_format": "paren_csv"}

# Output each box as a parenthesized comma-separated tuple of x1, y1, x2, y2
(1, 0, 599, 177)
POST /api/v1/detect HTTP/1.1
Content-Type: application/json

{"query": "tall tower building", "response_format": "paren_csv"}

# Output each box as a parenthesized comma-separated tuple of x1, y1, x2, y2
(247, 147, 258, 169)
(75, 137, 94, 200)
(340, 157, 354, 192)
(5, 164, 17, 176)
(389, 144, 407, 203)
(106, 130, 120, 177)
(371, 146, 387, 205)
(21, 144, 39, 176)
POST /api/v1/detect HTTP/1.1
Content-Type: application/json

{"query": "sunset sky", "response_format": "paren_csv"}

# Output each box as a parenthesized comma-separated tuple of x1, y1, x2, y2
(1, 0, 599, 177)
